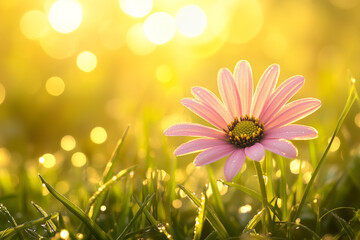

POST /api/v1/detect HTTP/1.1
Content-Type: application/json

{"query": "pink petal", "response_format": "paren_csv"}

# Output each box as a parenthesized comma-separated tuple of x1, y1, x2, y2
(245, 143, 265, 161)
(260, 75, 305, 123)
(224, 149, 246, 181)
(265, 98, 321, 131)
(234, 60, 253, 115)
(251, 64, 280, 118)
(265, 124, 318, 140)
(191, 87, 233, 123)
(194, 144, 235, 166)
(181, 98, 228, 130)
(174, 138, 228, 156)
(217, 68, 242, 118)
(261, 139, 298, 158)
(164, 123, 226, 139)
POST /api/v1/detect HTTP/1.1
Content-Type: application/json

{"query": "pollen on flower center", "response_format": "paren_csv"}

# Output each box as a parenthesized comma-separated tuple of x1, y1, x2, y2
(226, 115, 264, 148)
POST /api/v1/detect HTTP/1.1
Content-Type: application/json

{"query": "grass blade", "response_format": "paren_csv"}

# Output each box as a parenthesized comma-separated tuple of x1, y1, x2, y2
(0, 213, 59, 239)
(88, 126, 130, 221)
(206, 166, 225, 216)
(265, 151, 274, 202)
(278, 156, 287, 220)
(38, 174, 110, 240)
(204, 231, 217, 240)
(116, 194, 155, 240)
(219, 180, 262, 202)
(193, 192, 206, 240)
(0, 204, 24, 240)
(178, 184, 229, 239)
(320, 208, 355, 239)
(275, 221, 321, 240)
(87, 165, 137, 214)
(243, 208, 265, 232)
(293, 83, 358, 221)
(31, 201, 57, 235)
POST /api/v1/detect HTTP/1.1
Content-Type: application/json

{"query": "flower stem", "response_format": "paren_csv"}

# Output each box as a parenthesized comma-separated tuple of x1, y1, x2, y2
(254, 161, 272, 233)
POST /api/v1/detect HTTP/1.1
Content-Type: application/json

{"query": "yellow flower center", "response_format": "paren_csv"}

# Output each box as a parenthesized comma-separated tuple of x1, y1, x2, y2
(226, 115, 264, 148)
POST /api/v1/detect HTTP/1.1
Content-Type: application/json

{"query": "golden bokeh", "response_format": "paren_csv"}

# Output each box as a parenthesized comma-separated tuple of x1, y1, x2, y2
(61, 135, 76, 151)
(126, 23, 156, 55)
(176, 5, 207, 38)
(90, 127, 107, 144)
(48, 0, 83, 34)
(156, 65, 173, 83)
(71, 152, 87, 167)
(20, 10, 50, 40)
(0, 83, 5, 105)
(45, 76, 65, 96)
(39, 153, 56, 168)
(77, 51, 97, 72)
(119, 0, 153, 18)
(144, 12, 176, 45)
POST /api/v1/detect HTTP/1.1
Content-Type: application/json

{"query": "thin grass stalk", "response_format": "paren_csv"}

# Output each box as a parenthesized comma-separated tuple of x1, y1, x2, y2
(293, 84, 358, 221)
(254, 161, 272, 233)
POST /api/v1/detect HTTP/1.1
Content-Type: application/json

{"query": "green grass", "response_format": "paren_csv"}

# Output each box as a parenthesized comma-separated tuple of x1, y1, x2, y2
(0, 81, 360, 239)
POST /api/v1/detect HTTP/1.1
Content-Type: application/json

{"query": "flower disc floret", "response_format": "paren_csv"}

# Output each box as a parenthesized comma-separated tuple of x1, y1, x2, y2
(227, 115, 264, 148)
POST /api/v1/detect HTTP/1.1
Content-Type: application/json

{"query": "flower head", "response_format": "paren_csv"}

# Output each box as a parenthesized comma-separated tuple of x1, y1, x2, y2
(164, 60, 321, 181)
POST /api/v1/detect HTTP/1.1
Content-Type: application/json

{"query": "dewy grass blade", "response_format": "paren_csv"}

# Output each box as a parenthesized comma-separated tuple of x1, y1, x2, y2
(193, 192, 206, 240)
(219, 180, 262, 202)
(38, 174, 110, 240)
(320, 208, 355, 239)
(265, 151, 274, 202)
(275, 221, 321, 240)
(277, 156, 287, 219)
(87, 165, 137, 211)
(0, 204, 24, 240)
(31, 201, 57, 234)
(293, 84, 358, 221)
(0, 213, 59, 239)
(88, 126, 130, 221)
(243, 208, 265, 232)
(178, 184, 229, 239)
(206, 166, 225, 216)
(116, 194, 155, 240)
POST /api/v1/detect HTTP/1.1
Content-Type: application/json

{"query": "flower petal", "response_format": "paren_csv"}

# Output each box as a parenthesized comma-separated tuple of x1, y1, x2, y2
(181, 98, 228, 130)
(265, 98, 321, 131)
(164, 123, 226, 139)
(261, 139, 298, 158)
(245, 143, 265, 161)
(260, 75, 304, 123)
(191, 86, 233, 123)
(224, 149, 246, 181)
(174, 138, 228, 156)
(265, 124, 318, 140)
(251, 64, 279, 118)
(234, 60, 253, 115)
(218, 68, 242, 118)
(194, 145, 235, 166)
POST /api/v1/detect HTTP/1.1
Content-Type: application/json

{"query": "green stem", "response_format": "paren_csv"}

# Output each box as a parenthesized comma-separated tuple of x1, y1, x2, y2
(293, 84, 358, 221)
(254, 161, 271, 233)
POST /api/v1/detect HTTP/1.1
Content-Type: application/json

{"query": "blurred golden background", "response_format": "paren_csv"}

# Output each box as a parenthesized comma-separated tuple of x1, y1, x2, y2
(0, 0, 360, 200)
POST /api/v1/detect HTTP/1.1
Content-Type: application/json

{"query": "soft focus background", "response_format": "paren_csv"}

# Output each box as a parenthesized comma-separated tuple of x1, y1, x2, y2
(1, 0, 360, 238)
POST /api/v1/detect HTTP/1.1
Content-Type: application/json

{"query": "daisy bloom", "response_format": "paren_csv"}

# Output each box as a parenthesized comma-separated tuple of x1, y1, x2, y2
(164, 60, 321, 181)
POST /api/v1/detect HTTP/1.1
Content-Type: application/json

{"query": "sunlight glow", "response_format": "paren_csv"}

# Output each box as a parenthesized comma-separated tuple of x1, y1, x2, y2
(48, 0, 82, 34)
(71, 152, 87, 167)
(126, 23, 156, 55)
(77, 51, 97, 72)
(119, 0, 153, 18)
(144, 12, 176, 45)
(176, 5, 207, 38)
(20, 10, 50, 39)
(90, 127, 107, 144)
(156, 65, 173, 83)
(100, 205, 107, 211)
(239, 204, 252, 213)
(290, 159, 304, 174)
(60, 229, 69, 239)
(40, 153, 56, 168)
(46, 76, 65, 96)
(61, 135, 76, 151)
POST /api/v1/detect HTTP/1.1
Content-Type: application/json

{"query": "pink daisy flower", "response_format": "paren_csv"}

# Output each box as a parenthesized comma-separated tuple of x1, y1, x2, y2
(164, 60, 321, 181)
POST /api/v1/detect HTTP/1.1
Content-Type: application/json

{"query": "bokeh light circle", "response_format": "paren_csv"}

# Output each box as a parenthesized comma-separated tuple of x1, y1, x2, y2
(0, 83, 5, 105)
(77, 51, 97, 72)
(45, 76, 65, 96)
(20, 10, 50, 39)
(126, 23, 156, 55)
(48, 0, 83, 34)
(119, 0, 153, 18)
(61, 135, 76, 151)
(176, 5, 207, 38)
(90, 127, 107, 144)
(71, 152, 87, 167)
(144, 12, 176, 45)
